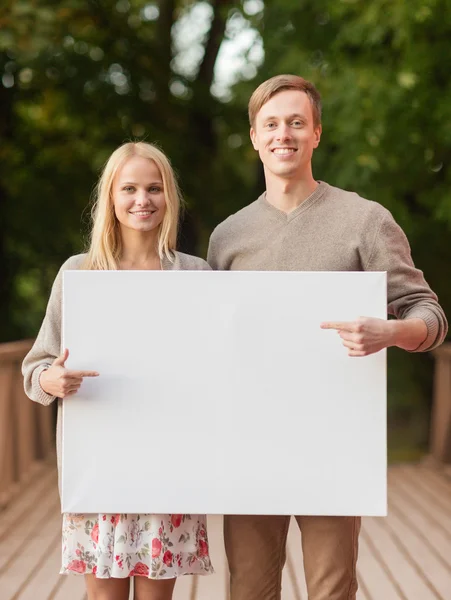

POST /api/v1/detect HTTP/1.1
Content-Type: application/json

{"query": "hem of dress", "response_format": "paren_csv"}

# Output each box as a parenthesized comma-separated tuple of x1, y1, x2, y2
(60, 568, 215, 580)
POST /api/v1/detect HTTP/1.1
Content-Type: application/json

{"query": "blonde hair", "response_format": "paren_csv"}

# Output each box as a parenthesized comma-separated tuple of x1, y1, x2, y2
(83, 142, 182, 270)
(248, 74, 322, 129)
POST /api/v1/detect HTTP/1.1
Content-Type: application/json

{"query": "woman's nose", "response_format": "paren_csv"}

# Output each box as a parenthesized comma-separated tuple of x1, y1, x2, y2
(135, 191, 151, 206)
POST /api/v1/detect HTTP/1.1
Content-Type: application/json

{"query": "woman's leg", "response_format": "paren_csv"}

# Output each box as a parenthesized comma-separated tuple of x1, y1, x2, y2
(133, 577, 176, 600)
(85, 575, 130, 600)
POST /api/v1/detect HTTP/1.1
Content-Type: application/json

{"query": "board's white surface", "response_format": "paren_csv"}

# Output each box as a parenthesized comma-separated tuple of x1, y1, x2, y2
(61, 271, 387, 516)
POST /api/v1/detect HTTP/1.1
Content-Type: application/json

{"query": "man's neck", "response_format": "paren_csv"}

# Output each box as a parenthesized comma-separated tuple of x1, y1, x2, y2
(265, 172, 318, 214)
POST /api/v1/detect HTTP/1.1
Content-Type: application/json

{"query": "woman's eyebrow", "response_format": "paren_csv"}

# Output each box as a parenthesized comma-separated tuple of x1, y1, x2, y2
(120, 180, 163, 185)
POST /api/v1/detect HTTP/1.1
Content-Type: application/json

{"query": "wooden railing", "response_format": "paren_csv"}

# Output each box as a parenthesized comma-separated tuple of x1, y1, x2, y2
(0, 339, 55, 509)
(430, 343, 451, 463)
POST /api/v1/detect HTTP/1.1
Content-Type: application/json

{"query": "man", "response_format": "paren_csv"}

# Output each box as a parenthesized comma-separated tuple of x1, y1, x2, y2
(207, 74, 447, 600)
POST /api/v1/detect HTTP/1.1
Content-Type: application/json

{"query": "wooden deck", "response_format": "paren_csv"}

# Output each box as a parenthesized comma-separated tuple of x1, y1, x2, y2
(1, 461, 451, 600)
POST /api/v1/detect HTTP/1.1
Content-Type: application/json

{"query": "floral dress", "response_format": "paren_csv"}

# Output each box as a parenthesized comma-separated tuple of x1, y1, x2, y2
(61, 513, 213, 579)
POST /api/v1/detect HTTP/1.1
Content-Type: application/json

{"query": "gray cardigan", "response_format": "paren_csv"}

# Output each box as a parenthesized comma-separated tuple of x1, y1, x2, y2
(22, 251, 211, 485)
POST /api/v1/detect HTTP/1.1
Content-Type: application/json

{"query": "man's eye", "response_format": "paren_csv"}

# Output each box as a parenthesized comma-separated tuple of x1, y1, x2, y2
(292, 120, 303, 127)
(266, 123, 276, 129)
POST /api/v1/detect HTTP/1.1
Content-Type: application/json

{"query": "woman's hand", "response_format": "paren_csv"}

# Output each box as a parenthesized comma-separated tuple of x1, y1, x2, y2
(39, 349, 99, 398)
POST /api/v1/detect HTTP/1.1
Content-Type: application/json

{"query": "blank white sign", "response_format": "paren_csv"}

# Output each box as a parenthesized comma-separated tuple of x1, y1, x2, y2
(61, 271, 387, 516)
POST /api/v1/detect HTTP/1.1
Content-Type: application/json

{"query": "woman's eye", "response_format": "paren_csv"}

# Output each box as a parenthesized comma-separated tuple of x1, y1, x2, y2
(124, 186, 135, 192)
(149, 186, 161, 193)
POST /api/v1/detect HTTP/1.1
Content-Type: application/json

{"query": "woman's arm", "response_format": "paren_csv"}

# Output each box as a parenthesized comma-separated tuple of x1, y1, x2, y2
(22, 254, 97, 404)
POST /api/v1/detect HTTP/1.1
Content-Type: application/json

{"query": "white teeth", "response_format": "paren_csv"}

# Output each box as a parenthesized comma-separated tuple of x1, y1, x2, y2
(131, 211, 153, 216)
(273, 148, 295, 155)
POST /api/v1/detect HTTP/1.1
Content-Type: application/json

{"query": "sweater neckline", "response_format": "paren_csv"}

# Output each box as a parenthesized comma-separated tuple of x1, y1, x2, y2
(258, 181, 328, 222)
(115, 251, 177, 271)
(161, 251, 176, 271)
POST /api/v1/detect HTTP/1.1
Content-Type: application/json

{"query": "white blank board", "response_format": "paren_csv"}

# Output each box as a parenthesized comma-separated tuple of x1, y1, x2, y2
(62, 271, 387, 516)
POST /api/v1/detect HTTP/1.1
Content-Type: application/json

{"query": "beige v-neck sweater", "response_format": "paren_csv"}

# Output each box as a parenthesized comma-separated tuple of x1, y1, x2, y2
(22, 251, 210, 485)
(207, 181, 447, 352)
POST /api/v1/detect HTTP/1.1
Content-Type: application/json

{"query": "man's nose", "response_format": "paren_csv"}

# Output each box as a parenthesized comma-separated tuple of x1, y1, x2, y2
(276, 123, 291, 142)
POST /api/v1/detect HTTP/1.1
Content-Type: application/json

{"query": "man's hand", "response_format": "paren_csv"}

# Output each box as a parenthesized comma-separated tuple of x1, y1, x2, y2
(320, 317, 428, 357)
(321, 317, 393, 356)
(39, 348, 99, 398)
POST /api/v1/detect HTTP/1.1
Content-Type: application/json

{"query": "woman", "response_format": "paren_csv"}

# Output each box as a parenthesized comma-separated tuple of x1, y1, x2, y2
(22, 142, 213, 600)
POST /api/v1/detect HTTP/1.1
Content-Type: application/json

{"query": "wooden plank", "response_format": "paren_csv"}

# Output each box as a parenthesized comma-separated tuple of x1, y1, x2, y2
(0, 363, 15, 508)
(417, 464, 451, 498)
(383, 502, 450, 598)
(391, 469, 451, 534)
(283, 516, 307, 600)
(52, 574, 133, 600)
(357, 530, 404, 600)
(49, 574, 87, 600)
(0, 340, 34, 361)
(14, 369, 37, 485)
(0, 491, 60, 573)
(0, 506, 62, 600)
(15, 532, 62, 600)
(36, 402, 55, 460)
(433, 345, 451, 360)
(361, 517, 439, 599)
(3, 463, 451, 599)
(283, 552, 304, 600)
(173, 569, 195, 599)
(356, 586, 371, 600)
(388, 478, 451, 568)
(430, 352, 451, 462)
(389, 474, 451, 537)
(0, 465, 57, 540)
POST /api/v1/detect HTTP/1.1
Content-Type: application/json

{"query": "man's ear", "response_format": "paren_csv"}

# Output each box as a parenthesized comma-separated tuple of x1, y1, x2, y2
(250, 127, 258, 150)
(313, 124, 322, 148)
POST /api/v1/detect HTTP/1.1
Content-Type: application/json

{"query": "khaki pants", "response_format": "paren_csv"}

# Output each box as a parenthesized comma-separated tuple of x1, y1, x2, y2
(224, 515, 361, 600)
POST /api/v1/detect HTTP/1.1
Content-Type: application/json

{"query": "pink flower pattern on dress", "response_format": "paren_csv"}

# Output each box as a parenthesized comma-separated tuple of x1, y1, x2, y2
(61, 513, 213, 579)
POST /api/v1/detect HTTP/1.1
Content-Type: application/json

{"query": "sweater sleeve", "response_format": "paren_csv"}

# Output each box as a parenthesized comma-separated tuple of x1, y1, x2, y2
(22, 256, 80, 405)
(365, 210, 448, 352)
(207, 227, 222, 270)
(189, 257, 211, 271)
(175, 252, 212, 270)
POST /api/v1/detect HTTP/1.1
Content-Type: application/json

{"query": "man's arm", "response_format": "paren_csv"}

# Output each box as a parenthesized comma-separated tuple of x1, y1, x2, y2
(320, 317, 428, 357)
(322, 206, 447, 356)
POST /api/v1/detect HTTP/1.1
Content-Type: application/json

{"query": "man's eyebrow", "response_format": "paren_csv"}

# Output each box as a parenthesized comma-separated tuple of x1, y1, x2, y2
(286, 113, 308, 120)
(262, 113, 308, 121)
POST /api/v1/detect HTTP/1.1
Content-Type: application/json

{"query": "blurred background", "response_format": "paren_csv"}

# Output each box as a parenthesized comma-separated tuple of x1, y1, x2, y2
(1, 0, 450, 461)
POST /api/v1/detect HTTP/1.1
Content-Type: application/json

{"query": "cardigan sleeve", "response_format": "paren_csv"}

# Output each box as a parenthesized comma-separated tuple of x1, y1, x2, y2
(22, 255, 84, 405)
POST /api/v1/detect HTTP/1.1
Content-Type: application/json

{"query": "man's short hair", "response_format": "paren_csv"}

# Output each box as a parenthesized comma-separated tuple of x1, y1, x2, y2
(248, 74, 322, 128)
